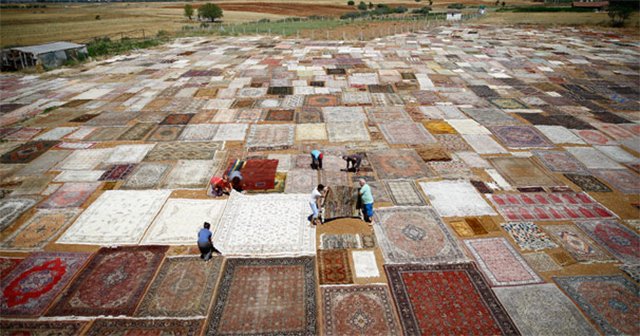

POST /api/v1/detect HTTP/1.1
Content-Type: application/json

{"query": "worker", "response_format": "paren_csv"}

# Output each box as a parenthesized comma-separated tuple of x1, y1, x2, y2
(208, 175, 230, 197)
(342, 154, 363, 173)
(358, 178, 374, 224)
(310, 149, 323, 170)
(308, 184, 326, 226)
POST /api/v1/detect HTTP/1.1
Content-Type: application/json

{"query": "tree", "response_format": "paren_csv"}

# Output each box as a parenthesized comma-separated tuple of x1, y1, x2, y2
(357, 1, 367, 10)
(347, 0, 355, 5)
(415, 0, 422, 2)
(495, 0, 499, 5)
(501, 1, 505, 7)
(608, 5, 633, 27)
(184, 4, 193, 20)
(429, 0, 433, 6)
(368, 2, 374, 9)
(198, 3, 223, 22)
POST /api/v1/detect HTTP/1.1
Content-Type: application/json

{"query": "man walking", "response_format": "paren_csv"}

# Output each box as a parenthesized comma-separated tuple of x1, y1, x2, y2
(358, 178, 374, 224)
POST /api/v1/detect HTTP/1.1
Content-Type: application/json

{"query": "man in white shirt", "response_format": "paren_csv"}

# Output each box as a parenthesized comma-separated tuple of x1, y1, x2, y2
(308, 184, 326, 226)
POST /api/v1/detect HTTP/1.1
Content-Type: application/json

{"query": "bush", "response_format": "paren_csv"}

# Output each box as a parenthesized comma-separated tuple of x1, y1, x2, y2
(609, 5, 633, 27)
(357, 1, 368, 10)
(95, 15, 101, 20)
(184, 4, 194, 20)
(447, 3, 465, 9)
(395, 6, 408, 13)
(347, 0, 355, 5)
(412, 6, 431, 15)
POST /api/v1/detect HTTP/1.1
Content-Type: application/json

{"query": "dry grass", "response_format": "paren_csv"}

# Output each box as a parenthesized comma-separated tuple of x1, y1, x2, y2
(474, 12, 640, 29)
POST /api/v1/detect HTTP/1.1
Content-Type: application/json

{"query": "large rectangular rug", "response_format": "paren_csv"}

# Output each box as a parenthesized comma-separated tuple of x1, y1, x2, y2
(374, 206, 467, 264)
(207, 257, 317, 335)
(239, 159, 278, 190)
(489, 125, 554, 148)
(326, 122, 371, 142)
(368, 149, 433, 180)
(162, 160, 218, 189)
(0, 320, 89, 335)
(57, 148, 113, 170)
(324, 186, 358, 220)
(136, 256, 223, 317)
(47, 246, 167, 316)
(464, 237, 542, 286)
(385, 263, 519, 335)
(0, 197, 39, 232)
(378, 122, 436, 145)
(319, 233, 362, 250)
(0, 208, 80, 251)
(494, 284, 599, 336)
(487, 192, 617, 221)
(554, 275, 639, 335)
(543, 224, 613, 263)
(144, 141, 222, 161)
(318, 249, 353, 285)
(488, 157, 559, 187)
(1, 252, 89, 316)
(57, 190, 171, 245)
(245, 124, 294, 151)
(0, 140, 59, 164)
(501, 222, 558, 251)
(86, 319, 203, 335)
(576, 220, 640, 265)
(213, 192, 315, 255)
(38, 182, 100, 209)
(321, 285, 402, 336)
(419, 180, 496, 217)
(141, 198, 226, 245)
(106, 144, 155, 164)
(593, 168, 640, 194)
(533, 150, 588, 173)
(284, 169, 318, 194)
(122, 162, 171, 189)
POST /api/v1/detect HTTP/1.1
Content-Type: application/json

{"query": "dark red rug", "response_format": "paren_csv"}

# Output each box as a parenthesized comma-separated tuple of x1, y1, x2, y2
(226, 159, 278, 190)
(85, 318, 203, 335)
(385, 263, 519, 335)
(46, 246, 167, 316)
(0, 141, 59, 164)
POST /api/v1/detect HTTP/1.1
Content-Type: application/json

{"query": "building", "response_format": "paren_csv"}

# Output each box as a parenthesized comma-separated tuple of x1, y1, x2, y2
(446, 11, 463, 20)
(2, 41, 87, 70)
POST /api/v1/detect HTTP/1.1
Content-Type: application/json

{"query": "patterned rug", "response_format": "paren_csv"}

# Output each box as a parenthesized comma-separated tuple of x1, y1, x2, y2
(144, 142, 222, 161)
(297, 107, 324, 123)
(246, 124, 294, 151)
(489, 157, 559, 187)
(577, 220, 640, 265)
(385, 263, 518, 335)
(141, 198, 226, 245)
(326, 122, 371, 142)
(543, 224, 613, 263)
(137, 256, 222, 317)
(162, 160, 217, 189)
(534, 150, 588, 173)
(593, 169, 640, 194)
(99, 164, 135, 181)
(0, 257, 22, 279)
(239, 159, 279, 190)
(419, 180, 496, 217)
(122, 163, 171, 189)
(47, 246, 167, 316)
(434, 134, 473, 152)
(490, 126, 553, 148)
(620, 264, 640, 283)
(106, 144, 155, 164)
(57, 190, 171, 245)
(464, 237, 542, 286)
(379, 122, 435, 145)
(563, 173, 612, 192)
(522, 252, 561, 273)
(284, 169, 318, 194)
(57, 148, 113, 170)
(207, 257, 317, 335)
(0, 140, 59, 164)
(0, 197, 38, 232)
(118, 123, 155, 140)
(86, 319, 203, 335)
(147, 125, 184, 141)
(320, 234, 362, 249)
(324, 186, 358, 220)
(16, 150, 70, 176)
(306, 94, 339, 107)
(501, 222, 558, 251)
(180, 124, 218, 141)
(296, 123, 327, 141)
(1, 252, 89, 316)
(213, 192, 315, 255)
(554, 275, 639, 335)
(566, 147, 623, 170)
(488, 192, 617, 221)
(385, 180, 425, 206)
(0, 320, 88, 335)
(368, 149, 432, 180)
(414, 145, 452, 162)
(374, 206, 466, 264)
(318, 250, 353, 284)
(321, 285, 402, 336)
(494, 284, 599, 336)
(0, 208, 80, 251)
(38, 182, 99, 209)
(161, 113, 194, 125)
(9, 176, 50, 196)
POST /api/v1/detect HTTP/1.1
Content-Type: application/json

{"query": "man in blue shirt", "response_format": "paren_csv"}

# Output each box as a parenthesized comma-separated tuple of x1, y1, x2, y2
(310, 149, 323, 170)
(197, 222, 220, 261)
(358, 178, 374, 224)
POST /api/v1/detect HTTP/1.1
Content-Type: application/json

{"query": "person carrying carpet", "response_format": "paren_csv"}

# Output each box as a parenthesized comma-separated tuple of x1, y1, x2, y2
(308, 184, 326, 226)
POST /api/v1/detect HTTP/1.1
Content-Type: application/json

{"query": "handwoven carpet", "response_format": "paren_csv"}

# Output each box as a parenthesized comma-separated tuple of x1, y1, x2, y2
(144, 142, 221, 161)
(180, 124, 218, 141)
(326, 122, 371, 142)
(0, 197, 38, 232)
(47, 246, 167, 316)
(374, 206, 466, 264)
(0, 320, 88, 335)
(368, 181, 392, 204)
(106, 144, 155, 164)
(522, 252, 561, 273)
(99, 164, 135, 181)
(385, 180, 425, 206)
(543, 224, 612, 263)
(566, 147, 623, 170)
(321, 285, 402, 336)
(297, 107, 324, 123)
(122, 163, 171, 189)
(554, 275, 639, 335)
(86, 318, 203, 335)
(147, 125, 184, 141)
(461, 134, 509, 154)
(318, 250, 353, 284)
(0, 140, 59, 164)
(284, 169, 318, 194)
(246, 124, 294, 151)
(207, 257, 317, 335)
(239, 159, 278, 190)
(57, 148, 113, 170)
(494, 284, 599, 336)
(593, 169, 640, 194)
(137, 256, 222, 317)
(368, 149, 432, 180)
(419, 180, 496, 217)
(213, 123, 249, 141)
(535, 125, 586, 145)
(577, 220, 640, 265)
(352, 250, 380, 278)
(320, 234, 362, 249)
(163, 160, 218, 189)
(11, 175, 51, 195)
(296, 123, 327, 141)
(464, 237, 542, 286)
(1, 252, 89, 316)
(38, 182, 99, 209)
(385, 263, 519, 336)
(117, 123, 155, 140)
(488, 157, 559, 187)
(487, 192, 617, 221)
(15, 149, 70, 177)
(534, 150, 588, 173)
(0, 257, 22, 279)
(57, 190, 171, 245)
(213, 192, 315, 255)
(0, 208, 80, 251)
(379, 122, 435, 145)
(141, 198, 226, 245)
(324, 186, 358, 220)
(501, 222, 558, 251)
(489, 126, 554, 148)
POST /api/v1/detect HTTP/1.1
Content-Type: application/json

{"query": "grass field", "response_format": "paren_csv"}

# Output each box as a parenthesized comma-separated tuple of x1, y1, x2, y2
(474, 11, 640, 29)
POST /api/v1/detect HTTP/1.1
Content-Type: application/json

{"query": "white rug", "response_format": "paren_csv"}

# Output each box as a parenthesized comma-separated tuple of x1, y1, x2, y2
(141, 198, 227, 245)
(213, 192, 315, 256)
(535, 126, 585, 145)
(419, 180, 496, 217)
(594, 145, 638, 163)
(284, 169, 318, 194)
(326, 122, 370, 142)
(57, 190, 171, 245)
(268, 154, 292, 172)
(322, 106, 367, 123)
(461, 134, 508, 154)
(485, 168, 513, 190)
(351, 250, 380, 278)
(455, 151, 491, 168)
(566, 147, 624, 169)
(53, 170, 105, 182)
(34, 127, 78, 140)
(446, 119, 491, 134)
(162, 160, 218, 189)
(179, 124, 219, 141)
(57, 148, 113, 170)
(106, 144, 155, 164)
(213, 123, 248, 141)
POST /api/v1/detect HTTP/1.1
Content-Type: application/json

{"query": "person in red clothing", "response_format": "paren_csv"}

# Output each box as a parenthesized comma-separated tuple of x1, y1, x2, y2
(208, 175, 231, 197)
